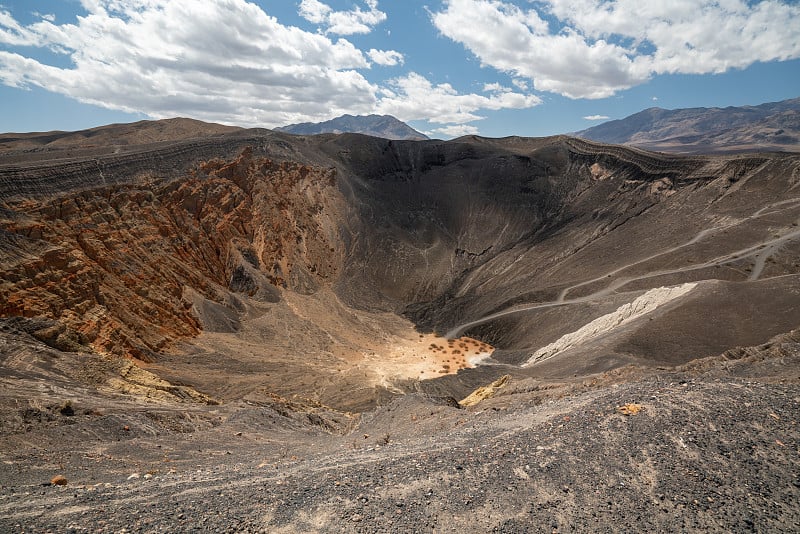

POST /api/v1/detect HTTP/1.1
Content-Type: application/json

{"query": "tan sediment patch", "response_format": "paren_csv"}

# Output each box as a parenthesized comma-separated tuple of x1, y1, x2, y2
(106, 360, 216, 404)
(278, 289, 496, 386)
(367, 333, 495, 383)
(459, 374, 510, 407)
(590, 162, 612, 180)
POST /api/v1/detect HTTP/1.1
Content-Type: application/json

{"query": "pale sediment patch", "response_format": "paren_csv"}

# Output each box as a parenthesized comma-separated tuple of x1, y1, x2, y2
(466, 351, 494, 367)
(369, 334, 495, 383)
(106, 360, 215, 404)
(523, 283, 697, 367)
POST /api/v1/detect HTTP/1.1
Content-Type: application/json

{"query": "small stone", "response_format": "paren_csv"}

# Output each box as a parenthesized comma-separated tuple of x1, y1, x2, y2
(51, 475, 68, 486)
(127, 473, 140, 481)
(351, 514, 363, 522)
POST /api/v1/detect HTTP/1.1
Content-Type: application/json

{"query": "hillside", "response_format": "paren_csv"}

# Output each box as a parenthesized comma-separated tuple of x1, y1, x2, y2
(578, 97, 800, 153)
(0, 120, 798, 531)
(277, 114, 429, 140)
(0, 117, 241, 153)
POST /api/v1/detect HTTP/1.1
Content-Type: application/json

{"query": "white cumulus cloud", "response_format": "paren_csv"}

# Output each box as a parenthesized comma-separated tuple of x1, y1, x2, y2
(583, 115, 610, 120)
(511, 79, 529, 91)
(299, 0, 386, 35)
(298, 0, 331, 24)
(0, 1, 542, 133)
(432, 123, 481, 137)
(32, 12, 56, 23)
(433, 0, 800, 99)
(375, 72, 541, 124)
(368, 48, 404, 66)
(483, 82, 511, 92)
(0, 1, 375, 127)
(0, 9, 43, 45)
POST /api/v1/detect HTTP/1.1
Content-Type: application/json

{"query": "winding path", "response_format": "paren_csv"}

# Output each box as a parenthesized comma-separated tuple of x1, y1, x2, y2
(445, 199, 800, 339)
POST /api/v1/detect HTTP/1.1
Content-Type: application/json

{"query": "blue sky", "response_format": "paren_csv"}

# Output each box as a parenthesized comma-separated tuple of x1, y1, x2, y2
(0, 0, 798, 138)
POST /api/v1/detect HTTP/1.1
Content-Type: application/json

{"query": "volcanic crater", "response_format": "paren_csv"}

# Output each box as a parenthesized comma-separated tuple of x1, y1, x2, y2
(1, 120, 799, 532)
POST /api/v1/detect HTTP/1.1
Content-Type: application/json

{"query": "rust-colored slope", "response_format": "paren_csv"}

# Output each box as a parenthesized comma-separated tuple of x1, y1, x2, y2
(0, 148, 339, 360)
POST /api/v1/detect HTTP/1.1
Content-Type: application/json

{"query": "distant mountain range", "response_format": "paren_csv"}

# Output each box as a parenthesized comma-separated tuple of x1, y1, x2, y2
(276, 114, 429, 141)
(4, 100, 797, 154)
(577, 97, 800, 153)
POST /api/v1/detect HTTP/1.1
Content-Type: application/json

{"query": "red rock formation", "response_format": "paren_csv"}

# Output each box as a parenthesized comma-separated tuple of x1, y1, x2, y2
(0, 148, 340, 361)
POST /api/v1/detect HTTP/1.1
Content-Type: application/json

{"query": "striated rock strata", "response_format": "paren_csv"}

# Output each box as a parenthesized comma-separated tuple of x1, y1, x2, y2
(0, 147, 340, 360)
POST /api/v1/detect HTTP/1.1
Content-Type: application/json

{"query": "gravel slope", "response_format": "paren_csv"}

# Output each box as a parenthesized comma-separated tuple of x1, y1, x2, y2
(2, 350, 798, 533)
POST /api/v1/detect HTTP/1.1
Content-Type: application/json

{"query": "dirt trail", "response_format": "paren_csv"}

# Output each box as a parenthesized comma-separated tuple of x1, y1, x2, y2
(446, 198, 800, 339)
(556, 227, 715, 303)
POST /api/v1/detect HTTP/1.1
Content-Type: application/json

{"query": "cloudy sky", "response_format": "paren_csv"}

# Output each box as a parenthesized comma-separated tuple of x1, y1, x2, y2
(1, 0, 798, 138)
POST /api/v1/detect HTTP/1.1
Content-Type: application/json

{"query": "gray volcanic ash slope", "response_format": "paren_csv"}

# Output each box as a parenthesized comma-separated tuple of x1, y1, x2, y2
(1, 123, 799, 532)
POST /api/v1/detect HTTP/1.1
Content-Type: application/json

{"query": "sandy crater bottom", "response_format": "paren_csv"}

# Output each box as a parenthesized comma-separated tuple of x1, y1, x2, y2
(151, 288, 495, 410)
(371, 333, 494, 384)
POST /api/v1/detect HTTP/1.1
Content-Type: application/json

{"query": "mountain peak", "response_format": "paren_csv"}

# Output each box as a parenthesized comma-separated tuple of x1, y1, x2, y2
(577, 97, 800, 153)
(276, 114, 429, 141)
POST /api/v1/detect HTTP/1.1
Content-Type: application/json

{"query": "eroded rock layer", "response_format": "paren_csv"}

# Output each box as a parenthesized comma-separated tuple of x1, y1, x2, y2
(1, 146, 340, 361)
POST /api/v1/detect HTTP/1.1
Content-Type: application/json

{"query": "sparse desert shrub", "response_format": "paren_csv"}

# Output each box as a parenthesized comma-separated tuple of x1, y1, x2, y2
(59, 400, 75, 416)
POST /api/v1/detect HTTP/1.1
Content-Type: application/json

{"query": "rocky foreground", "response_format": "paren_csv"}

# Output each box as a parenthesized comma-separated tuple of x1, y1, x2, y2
(1, 329, 798, 532)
